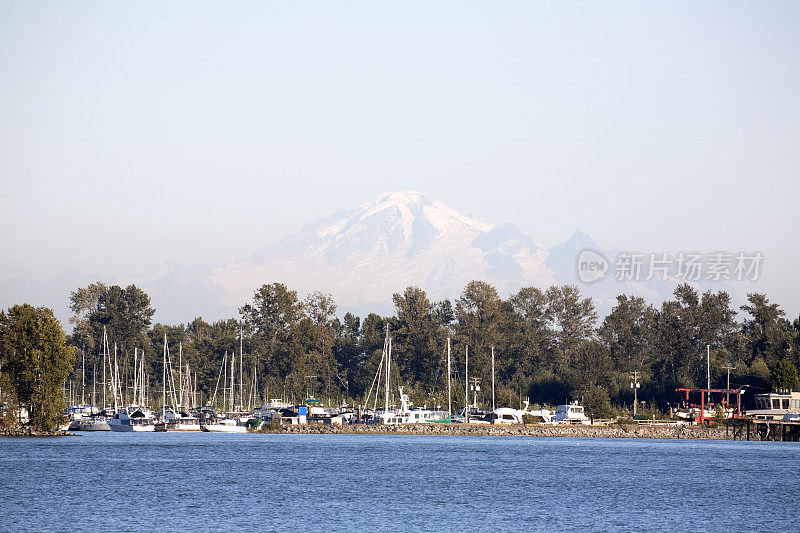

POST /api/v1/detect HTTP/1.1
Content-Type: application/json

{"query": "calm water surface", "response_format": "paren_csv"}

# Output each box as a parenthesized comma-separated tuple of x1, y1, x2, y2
(1, 432, 798, 532)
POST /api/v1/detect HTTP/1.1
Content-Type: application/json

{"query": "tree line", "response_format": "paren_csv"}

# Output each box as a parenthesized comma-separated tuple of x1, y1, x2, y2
(3, 279, 800, 430)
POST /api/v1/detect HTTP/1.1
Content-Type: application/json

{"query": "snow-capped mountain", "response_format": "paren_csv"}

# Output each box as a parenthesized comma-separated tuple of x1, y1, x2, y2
(0, 190, 744, 325)
(210, 191, 555, 316)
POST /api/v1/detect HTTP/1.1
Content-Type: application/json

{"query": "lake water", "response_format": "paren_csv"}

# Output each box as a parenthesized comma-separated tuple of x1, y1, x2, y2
(1, 432, 798, 532)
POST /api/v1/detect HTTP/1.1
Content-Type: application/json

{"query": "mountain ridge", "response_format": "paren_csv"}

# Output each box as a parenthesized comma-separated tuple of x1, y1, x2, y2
(0, 191, 742, 325)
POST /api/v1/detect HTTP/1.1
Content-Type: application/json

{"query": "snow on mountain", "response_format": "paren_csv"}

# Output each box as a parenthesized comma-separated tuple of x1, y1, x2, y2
(211, 191, 554, 314)
(0, 191, 746, 325)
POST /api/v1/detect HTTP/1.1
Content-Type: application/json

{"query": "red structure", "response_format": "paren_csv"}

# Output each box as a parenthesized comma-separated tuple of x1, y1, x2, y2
(675, 388, 744, 424)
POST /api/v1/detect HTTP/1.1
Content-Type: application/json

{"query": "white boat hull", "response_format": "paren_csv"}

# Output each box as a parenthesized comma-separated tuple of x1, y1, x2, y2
(109, 423, 155, 432)
(69, 419, 111, 431)
(202, 423, 248, 433)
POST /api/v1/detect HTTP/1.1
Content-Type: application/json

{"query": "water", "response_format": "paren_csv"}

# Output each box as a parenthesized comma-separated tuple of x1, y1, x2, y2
(1, 433, 798, 532)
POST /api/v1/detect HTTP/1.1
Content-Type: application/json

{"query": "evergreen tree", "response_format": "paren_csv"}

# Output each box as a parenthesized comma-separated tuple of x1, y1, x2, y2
(455, 281, 502, 398)
(741, 293, 792, 366)
(240, 283, 304, 386)
(0, 304, 75, 432)
(770, 359, 799, 392)
(508, 286, 553, 375)
(545, 285, 597, 373)
(599, 294, 655, 373)
(303, 292, 340, 399)
(391, 286, 441, 390)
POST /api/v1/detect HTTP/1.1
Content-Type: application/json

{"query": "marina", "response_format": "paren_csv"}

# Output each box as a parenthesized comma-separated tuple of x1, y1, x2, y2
(34, 330, 800, 441)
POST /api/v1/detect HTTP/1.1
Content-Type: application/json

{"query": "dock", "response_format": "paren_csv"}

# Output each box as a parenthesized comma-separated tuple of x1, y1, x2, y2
(726, 419, 800, 442)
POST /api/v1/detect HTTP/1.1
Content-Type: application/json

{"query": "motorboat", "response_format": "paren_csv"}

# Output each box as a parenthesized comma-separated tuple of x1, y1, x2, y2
(202, 417, 250, 433)
(155, 408, 201, 431)
(67, 405, 111, 431)
(375, 388, 451, 425)
(489, 407, 524, 425)
(555, 402, 591, 425)
(108, 407, 156, 432)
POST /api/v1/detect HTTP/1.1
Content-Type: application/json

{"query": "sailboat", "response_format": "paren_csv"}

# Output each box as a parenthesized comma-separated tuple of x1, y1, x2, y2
(109, 343, 156, 432)
(364, 329, 448, 425)
(68, 345, 111, 431)
(155, 339, 200, 431)
(202, 331, 250, 433)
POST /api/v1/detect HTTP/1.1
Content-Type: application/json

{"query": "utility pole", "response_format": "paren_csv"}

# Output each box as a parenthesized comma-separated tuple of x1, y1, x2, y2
(469, 378, 481, 412)
(707, 344, 711, 407)
(723, 362, 735, 405)
(305, 375, 318, 400)
(630, 371, 640, 416)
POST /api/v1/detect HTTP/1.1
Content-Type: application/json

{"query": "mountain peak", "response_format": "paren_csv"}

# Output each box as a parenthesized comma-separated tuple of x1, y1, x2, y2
(566, 229, 599, 250)
(375, 190, 430, 206)
(349, 191, 495, 236)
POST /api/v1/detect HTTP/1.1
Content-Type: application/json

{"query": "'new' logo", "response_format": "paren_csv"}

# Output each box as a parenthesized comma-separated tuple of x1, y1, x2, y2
(577, 249, 608, 283)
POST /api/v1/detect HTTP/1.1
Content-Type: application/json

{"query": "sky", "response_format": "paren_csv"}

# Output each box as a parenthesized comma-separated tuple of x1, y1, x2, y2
(1, 2, 799, 316)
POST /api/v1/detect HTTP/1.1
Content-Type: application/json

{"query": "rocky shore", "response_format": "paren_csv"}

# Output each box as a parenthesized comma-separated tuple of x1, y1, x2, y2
(272, 423, 729, 439)
(0, 426, 70, 437)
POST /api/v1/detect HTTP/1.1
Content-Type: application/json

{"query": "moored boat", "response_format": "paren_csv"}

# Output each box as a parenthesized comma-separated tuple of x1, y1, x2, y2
(202, 417, 250, 433)
(555, 402, 591, 425)
(108, 407, 156, 432)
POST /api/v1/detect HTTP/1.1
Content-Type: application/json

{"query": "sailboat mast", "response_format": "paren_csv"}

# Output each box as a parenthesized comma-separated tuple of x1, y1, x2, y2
(141, 351, 146, 406)
(162, 334, 167, 411)
(465, 345, 469, 423)
(239, 328, 244, 411)
(113, 343, 119, 411)
(447, 337, 451, 416)
(384, 332, 390, 414)
(82, 346, 85, 404)
(133, 348, 138, 406)
(178, 343, 183, 409)
(230, 348, 235, 413)
(253, 363, 258, 410)
(102, 327, 107, 408)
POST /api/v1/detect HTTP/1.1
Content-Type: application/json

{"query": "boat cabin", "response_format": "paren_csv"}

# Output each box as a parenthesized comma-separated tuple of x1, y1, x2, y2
(748, 390, 800, 420)
(555, 402, 591, 425)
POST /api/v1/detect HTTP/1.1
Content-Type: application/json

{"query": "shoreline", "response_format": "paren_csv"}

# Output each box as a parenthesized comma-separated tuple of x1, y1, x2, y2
(266, 423, 730, 439)
(0, 426, 73, 437)
(1, 423, 731, 440)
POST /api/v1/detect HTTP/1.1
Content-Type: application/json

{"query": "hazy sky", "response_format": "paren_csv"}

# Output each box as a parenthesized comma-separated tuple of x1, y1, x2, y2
(1, 2, 799, 314)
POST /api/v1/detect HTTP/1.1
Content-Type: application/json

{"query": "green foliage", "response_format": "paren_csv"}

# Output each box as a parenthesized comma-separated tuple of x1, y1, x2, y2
(391, 286, 442, 386)
(741, 293, 792, 367)
(240, 283, 304, 380)
(70, 283, 155, 354)
(527, 370, 569, 407)
(0, 304, 75, 432)
(714, 405, 725, 425)
(600, 295, 655, 372)
(41, 277, 800, 417)
(583, 385, 614, 419)
(545, 285, 597, 372)
(770, 359, 799, 392)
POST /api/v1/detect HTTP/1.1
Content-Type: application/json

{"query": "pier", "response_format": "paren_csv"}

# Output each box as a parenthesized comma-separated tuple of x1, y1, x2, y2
(727, 419, 800, 442)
